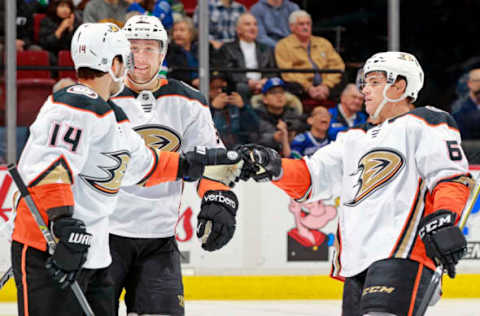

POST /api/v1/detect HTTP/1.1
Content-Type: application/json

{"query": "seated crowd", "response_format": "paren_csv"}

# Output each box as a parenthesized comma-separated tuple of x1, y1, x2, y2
(3, 0, 478, 162)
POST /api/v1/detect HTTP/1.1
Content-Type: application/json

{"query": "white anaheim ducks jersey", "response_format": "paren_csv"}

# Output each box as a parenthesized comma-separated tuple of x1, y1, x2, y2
(15, 84, 156, 269)
(300, 106, 470, 278)
(109, 79, 222, 238)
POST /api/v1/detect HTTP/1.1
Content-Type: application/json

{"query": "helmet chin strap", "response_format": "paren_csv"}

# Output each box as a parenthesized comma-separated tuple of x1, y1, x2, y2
(109, 67, 128, 97)
(371, 84, 407, 120)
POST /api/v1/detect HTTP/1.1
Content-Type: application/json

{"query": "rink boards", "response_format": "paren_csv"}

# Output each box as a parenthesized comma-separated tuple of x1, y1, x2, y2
(0, 166, 480, 301)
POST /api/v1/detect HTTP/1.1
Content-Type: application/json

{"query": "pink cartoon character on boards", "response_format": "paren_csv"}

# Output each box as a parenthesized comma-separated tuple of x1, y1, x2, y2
(287, 199, 337, 261)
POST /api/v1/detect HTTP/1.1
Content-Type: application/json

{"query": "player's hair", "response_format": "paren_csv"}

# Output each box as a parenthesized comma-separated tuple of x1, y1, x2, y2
(77, 56, 123, 80)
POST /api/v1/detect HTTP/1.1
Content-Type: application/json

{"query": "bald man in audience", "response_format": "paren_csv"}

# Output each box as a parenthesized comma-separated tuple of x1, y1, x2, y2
(328, 83, 367, 140)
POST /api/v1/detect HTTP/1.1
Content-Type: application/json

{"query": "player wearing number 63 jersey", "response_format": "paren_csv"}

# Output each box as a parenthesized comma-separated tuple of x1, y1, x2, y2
(236, 52, 474, 316)
(10, 23, 239, 316)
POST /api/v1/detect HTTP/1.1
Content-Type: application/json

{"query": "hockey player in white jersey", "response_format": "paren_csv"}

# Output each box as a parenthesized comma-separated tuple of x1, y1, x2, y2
(235, 52, 473, 316)
(10, 22, 239, 316)
(108, 15, 240, 316)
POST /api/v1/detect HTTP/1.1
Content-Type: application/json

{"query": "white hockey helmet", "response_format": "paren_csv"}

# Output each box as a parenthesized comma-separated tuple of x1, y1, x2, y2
(123, 15, 168, 57)
(71, 23, 132, 76)
(362, 51, 424, 102)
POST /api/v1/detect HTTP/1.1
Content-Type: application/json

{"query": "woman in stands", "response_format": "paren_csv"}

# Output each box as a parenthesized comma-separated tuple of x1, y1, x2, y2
(39, 0, 80, 65)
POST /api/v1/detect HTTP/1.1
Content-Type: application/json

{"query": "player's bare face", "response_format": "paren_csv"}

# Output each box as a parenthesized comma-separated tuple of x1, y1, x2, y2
(362, 72, 388, 115)
(129, 39, 163, 84)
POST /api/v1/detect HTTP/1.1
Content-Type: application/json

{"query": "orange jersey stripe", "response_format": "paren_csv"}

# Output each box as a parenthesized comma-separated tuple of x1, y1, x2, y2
(273, 159, 311, 200)
(144, 151, 180, 186)
(12, 183, 74, 251)
(21, 244, 29, 316)
(408, 263, 423, 316)
(197, 178, 229, 197)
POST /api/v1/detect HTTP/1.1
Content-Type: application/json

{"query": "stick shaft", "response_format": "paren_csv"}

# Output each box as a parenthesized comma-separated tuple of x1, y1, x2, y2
(0, 267, 13, 290)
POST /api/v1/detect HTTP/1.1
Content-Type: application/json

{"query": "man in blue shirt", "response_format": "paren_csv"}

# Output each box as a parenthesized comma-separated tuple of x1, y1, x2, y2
(451, 67, 480, 139)
(250, 0, 299, 48)
(328, 83, 367, 140)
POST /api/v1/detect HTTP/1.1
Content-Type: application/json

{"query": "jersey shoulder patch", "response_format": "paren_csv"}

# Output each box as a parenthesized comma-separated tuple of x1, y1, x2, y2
(155, 79, 208, 106)
(53, 85, 111, 116)
(408, 106, 458, 129)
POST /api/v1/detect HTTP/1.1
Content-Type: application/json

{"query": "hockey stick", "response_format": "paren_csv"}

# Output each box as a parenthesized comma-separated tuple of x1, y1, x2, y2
(0, 267, 13, 289)
(7, 163, 95, 316)
(416, 179, 480, 316)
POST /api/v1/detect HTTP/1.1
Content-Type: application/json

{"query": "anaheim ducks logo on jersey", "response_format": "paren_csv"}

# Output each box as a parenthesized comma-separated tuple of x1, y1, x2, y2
(80, 151, 131, 195)
(134, 124, 181, 152)
(345, 148, 405, 206)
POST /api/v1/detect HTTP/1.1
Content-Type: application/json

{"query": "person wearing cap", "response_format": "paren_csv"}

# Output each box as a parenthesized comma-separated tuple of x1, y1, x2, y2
(290, 106, 331, 158)
(255, 77, 304, 157)
(209, 70, 260, 149)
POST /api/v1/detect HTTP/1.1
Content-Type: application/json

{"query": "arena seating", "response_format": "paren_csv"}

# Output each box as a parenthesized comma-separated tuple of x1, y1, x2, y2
(58, 50, 76, 80)
(17, 50, 51, 79)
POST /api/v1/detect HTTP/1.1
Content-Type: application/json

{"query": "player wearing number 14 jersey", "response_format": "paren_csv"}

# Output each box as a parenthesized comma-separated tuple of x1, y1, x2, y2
(235, 52, 474, 316)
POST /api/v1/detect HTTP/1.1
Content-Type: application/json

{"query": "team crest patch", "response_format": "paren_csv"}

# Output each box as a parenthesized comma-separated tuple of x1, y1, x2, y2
(80, 151, 131, 195)
(345, 148, 405, 206)
(67, 85, 98, 99)
(134, 124, 182, 152)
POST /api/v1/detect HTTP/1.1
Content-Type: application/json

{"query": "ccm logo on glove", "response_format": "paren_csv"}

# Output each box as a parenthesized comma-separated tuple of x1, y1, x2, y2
(418, 212, 453, 238)
(203, 193, 237, 209)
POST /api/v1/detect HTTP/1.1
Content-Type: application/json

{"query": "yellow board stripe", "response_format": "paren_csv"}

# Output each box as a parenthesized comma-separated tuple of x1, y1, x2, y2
(1, 274, 479, 302)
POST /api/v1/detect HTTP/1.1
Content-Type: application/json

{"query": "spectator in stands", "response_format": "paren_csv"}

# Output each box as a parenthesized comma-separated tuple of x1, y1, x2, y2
(328, 83, 366, 140)
(290, 106, 331, 158)
(39, 0, 80, 64)
(0, 0, 43, 53)
(275, 10, 345, 103)
(250, 0, 299, 48)
(255, 77, 304, 157)
(251, 89, 303, 115)
(125, 0, 173, 30)
(452, 67, 480, 139)
(219, 13, 278, 103)
(166, 15, 208, 88)
(83, 0, 133, 27)
(193, 0, 246, 49)
(209, 71, 259, 149)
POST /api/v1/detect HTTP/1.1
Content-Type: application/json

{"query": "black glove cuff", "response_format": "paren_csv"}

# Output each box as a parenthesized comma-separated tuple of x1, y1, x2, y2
(47, 206, 74, 222)
(419, 209, 457, 239)
(202, 190, 238, 216)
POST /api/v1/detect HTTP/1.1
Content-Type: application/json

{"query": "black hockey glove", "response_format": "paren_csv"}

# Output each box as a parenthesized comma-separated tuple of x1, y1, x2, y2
(178, 147, 241, 182)
(45, 217, 91, 289)
(196, 190, 238, 251)
(236, 144, 282, 182)
(418, 210, 467, 278)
